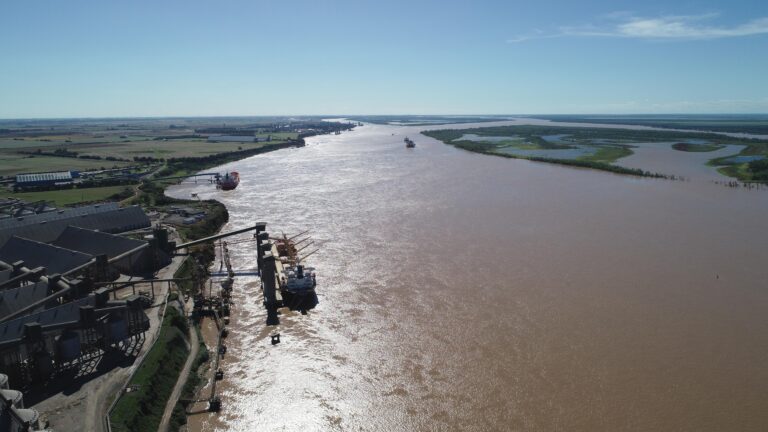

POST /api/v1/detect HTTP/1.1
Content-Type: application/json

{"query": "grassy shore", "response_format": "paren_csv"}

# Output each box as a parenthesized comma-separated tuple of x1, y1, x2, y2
(671, 142, 726, 152)
(423, 125, 768, 181)
(110, 307, 189, 432)
(422, 127, 671, 178)
(579, 146, 634, 163)
(536, 114, 768, 135)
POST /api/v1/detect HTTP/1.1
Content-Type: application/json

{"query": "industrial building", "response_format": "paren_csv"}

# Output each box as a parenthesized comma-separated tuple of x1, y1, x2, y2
(51, 226, 167, 276)
(0, 202, 172, 392)
(0, 280, 151, 391)
(0, 203, 150, 247)
(14, 172, 78, 189)
(206, 135, 271, 143)
(0, 237, 94, 275)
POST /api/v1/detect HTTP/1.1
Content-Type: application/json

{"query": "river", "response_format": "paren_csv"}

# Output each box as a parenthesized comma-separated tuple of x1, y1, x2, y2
(167, 121, 768, 431)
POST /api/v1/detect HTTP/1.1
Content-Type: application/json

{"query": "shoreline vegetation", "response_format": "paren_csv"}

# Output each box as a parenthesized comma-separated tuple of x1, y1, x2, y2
(348, 115, 512, 126)
(110, 307, 190, 432)
(422, 125, 768, 181)
(671, 142, 725, 152)
(536, 114, 768, 135)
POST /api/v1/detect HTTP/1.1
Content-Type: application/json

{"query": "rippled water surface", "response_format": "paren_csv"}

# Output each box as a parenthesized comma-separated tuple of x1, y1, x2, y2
(168, 122, 768, 431)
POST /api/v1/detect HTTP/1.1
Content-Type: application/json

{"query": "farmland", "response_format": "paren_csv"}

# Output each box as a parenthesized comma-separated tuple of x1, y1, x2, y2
(0, 153, 131, 177)
(0, 185, 132, 206)
(0, 116, 340, 178)
(0, 117, 354, 206)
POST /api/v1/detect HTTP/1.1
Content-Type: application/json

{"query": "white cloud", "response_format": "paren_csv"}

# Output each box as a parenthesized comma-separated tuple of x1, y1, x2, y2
(507, 13, 768, 43)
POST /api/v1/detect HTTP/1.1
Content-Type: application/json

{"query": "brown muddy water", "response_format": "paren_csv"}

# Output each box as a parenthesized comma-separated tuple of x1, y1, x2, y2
(167, 121, 768, 431)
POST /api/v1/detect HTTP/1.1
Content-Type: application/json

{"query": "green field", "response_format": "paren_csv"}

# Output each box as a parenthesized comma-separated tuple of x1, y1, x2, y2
(0, 185, 132, 206)
(5, 138, 289, 159)
(0, 154, 131, 177)
(0, 136, 295, 178)
(578, 146, 634, 163)
(671, 142, 726, 152)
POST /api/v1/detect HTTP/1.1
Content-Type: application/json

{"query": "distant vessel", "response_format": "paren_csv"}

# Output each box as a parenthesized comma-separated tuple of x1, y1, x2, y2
(216, 171, 240, 190)
(404, 137, 416, 148)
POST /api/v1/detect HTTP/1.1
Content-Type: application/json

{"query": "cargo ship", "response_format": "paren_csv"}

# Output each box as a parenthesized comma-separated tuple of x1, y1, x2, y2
(273, 232, 319, 313)
(280, 263, 317, 312)
(216, 171, 240, 190)
(404, 137, 416, 148)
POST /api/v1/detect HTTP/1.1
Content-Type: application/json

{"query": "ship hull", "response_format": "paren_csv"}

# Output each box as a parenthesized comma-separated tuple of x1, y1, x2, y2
(280, 289, 319, 313)
(217, 171, 240, 190)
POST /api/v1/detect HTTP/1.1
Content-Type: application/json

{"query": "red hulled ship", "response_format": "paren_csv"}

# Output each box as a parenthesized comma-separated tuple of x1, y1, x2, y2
(216, 171, 240, 190)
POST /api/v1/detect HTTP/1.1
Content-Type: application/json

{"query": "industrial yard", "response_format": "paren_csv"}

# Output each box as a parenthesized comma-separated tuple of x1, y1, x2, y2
(0, 117, 343, 431)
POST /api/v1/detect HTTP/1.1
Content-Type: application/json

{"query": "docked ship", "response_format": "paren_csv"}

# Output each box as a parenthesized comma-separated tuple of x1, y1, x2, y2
(216, 171, 240, 191)
(273, 232, 319, 313)
(404, 137, 416, 148)
(280, 264, 317, 312)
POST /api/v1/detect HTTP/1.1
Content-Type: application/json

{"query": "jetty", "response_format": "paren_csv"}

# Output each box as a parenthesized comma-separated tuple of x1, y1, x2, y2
(179, 222, 318, 416)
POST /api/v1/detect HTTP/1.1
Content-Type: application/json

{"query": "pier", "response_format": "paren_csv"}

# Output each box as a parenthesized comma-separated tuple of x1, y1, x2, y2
(180, 222, 319, 417)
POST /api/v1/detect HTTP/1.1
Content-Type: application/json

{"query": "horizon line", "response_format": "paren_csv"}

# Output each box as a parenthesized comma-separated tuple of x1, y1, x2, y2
(2, 113, 768, 121)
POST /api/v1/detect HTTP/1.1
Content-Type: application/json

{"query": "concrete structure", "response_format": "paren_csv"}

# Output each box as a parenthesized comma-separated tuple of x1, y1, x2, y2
(0, 288, 150, 388)
(1, 374, 43, 432)
(0, 207, 159, 390)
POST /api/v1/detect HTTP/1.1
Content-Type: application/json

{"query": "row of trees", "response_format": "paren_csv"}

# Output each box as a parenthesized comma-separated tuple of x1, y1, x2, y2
(748, 159, 768, 181)
(21, 148, 131, 162)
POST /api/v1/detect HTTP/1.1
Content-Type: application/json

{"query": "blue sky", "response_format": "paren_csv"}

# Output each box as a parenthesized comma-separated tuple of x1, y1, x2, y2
(1, 0, 767, 118)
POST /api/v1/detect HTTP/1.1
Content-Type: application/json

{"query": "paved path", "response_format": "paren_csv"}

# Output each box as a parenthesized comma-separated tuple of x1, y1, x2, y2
(158, 322, 200, 432)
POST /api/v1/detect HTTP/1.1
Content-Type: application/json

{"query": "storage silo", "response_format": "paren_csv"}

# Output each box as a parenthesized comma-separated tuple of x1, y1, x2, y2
(0, 389, 24, 408)
(14, 408, 40, 430)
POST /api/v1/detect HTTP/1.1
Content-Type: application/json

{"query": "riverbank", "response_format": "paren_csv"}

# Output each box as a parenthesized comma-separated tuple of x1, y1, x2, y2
(131, 130, 351, 432)
(422, 125, 768, 181)
(100, 145, 289, 432)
